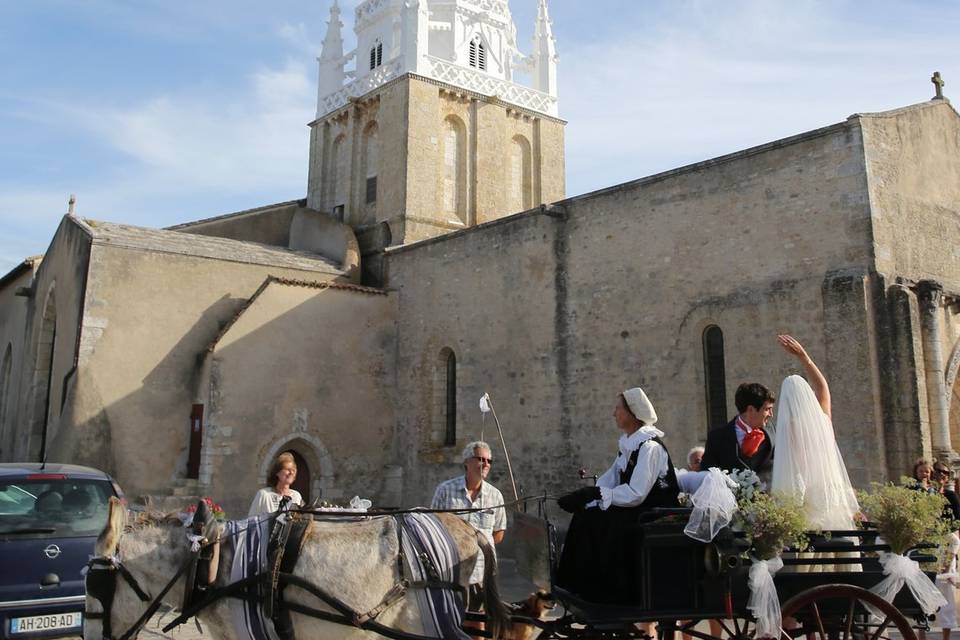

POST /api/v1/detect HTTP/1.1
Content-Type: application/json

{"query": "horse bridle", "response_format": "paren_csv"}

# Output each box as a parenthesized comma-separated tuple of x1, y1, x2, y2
(84, 520, 218, 640)
(84, 555, 155, 640)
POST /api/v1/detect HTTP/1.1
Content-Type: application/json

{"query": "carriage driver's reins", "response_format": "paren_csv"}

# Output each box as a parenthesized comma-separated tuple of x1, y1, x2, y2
(85, 497, 539, 640)
(84, 510, 219, 640)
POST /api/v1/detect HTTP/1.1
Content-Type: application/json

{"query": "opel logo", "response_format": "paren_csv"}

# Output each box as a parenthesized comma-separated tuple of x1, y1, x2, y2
(43, 544, 61, 559)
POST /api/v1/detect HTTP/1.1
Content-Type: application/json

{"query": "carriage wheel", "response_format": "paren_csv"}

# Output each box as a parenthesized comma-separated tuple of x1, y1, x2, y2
(779, 584, 918, 640)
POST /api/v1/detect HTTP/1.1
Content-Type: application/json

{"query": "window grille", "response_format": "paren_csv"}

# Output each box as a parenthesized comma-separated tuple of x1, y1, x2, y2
(469, 38, 486, 71)
(365, 176, 377, 204)
(702, 325, 728, 432)
(369, 42, 383, 70)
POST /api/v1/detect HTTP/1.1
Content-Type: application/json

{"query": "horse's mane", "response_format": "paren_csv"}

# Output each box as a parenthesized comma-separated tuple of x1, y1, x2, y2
(127, 510, 184, 532)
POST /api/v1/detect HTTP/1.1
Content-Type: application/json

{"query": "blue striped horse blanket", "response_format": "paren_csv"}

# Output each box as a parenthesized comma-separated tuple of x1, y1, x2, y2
(398, 512, 473, 640)
(223, 513, 473, 640)
(225, 516, 278, 640)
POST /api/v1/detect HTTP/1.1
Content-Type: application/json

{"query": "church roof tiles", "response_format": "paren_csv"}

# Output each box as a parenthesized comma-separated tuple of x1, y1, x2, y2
(78, 218, 342, 274)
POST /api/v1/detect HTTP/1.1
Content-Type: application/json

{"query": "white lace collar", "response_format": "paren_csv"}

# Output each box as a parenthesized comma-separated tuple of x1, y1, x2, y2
(615, 426, 665, 470)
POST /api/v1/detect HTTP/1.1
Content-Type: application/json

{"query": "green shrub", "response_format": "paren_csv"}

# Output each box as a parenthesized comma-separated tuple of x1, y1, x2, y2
(739, 492, 809, 560)
(857, 481, 954, 556)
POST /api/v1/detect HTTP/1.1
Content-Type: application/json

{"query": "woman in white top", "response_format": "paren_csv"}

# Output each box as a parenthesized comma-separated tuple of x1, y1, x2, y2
(555, 387, 681, 604)
(772, 335, 860, 572)
(248, 451, 305, 517)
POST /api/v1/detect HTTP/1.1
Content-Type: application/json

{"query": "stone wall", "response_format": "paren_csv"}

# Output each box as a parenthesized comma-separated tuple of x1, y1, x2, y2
(388, 115, 888, 504)
(7, 218, 91, 463)
(45, 240, 344, 501)
(0, 258, 40, 458)
(200, 280, 397, 516)
(306, 74, 565, 247)
(861, 100, 960, 465)
(862, 101, 960, 290)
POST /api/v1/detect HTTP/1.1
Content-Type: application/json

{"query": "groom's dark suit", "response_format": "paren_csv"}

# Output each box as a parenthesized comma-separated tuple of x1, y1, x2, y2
(700, 417, 773, 475)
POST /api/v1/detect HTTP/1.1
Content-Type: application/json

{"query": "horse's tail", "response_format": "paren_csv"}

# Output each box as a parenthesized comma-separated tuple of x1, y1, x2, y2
(477, 532, 510, 640)
(96, 496, 125, 557)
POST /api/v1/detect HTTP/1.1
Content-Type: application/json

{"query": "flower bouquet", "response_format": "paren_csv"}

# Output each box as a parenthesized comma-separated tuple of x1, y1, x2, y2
(725, 468, 764, 506)
(738, 492, 808, 638)
(857, 480, 952, 616)
(739, 492, 809, 561)
(183, 497, 226, 522)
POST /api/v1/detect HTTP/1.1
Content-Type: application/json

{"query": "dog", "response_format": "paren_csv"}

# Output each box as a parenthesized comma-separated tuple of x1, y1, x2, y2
(504, 590, 556, 640)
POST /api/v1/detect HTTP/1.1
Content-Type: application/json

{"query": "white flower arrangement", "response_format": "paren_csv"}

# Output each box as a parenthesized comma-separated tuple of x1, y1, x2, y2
(724, 468, 764, 505)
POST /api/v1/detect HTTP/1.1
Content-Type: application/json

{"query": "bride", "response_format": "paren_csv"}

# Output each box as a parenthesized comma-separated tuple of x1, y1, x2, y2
(772, 335, 860, 571)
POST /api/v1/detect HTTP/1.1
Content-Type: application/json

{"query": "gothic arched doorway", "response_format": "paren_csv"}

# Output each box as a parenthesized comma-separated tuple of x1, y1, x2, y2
(289, 449, 311, 504)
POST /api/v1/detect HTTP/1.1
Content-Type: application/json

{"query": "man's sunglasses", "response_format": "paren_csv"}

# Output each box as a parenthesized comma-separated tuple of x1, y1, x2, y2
(472, 456, 493, 465)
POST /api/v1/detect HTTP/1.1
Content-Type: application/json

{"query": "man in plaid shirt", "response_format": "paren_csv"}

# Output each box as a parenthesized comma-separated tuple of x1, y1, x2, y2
(431, 440, 507, 615)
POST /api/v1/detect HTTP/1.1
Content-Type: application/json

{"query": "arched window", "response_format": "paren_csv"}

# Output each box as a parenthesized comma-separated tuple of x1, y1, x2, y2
(328, 134, 347, 216)
(442, 117, 467, 223)
(469, 37, 486, 71)
(702, 325, 728, 432)
(30, 288, 57, 462)
(510, 135, 532, 212)
(443, 350, 457, 447)
(0, 344, 12, 455)
(369, 40, 383, 70)
(362, 123, 379, 215)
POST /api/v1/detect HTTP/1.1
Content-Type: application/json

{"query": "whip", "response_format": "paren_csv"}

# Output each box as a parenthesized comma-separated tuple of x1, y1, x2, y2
(479, 393, 520, 503)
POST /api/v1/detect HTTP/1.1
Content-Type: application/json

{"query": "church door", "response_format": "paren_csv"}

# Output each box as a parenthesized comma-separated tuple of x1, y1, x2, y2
(290, 450, 311, 504)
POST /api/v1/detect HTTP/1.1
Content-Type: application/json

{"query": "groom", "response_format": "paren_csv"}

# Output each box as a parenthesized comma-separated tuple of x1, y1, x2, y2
(700, 383, 776, 478)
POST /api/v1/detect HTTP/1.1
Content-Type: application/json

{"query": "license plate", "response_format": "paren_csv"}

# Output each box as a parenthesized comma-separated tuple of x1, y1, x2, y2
(9, 612, 82, 634)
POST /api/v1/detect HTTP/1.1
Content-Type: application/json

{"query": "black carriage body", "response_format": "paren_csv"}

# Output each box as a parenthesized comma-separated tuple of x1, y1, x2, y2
(543, 512, 934, 627)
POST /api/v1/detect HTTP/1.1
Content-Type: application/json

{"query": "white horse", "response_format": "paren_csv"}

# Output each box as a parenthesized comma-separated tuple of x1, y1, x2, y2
(84, 498, 509, 640)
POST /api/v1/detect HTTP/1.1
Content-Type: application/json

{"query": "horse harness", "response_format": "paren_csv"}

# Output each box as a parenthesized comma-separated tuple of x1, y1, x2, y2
(85, 512, 218, 640)
(88, 511, 476, 640)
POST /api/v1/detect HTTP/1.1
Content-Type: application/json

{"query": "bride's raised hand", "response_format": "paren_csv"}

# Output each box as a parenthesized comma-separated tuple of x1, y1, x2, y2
(778, 334, 811, 362)
(778, 334, 831, 418)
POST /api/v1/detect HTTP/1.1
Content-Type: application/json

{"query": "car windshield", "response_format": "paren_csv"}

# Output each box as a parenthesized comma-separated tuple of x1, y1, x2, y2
(0, 478, 114, 537)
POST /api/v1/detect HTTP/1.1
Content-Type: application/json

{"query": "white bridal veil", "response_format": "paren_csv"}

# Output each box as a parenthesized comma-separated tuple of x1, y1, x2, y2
(771, 375, 860, 530)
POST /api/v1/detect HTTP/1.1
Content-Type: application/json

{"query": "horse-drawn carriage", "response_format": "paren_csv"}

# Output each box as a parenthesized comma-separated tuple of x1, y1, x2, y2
(509, 504, 938, 640)
(83, 497, 940, 640)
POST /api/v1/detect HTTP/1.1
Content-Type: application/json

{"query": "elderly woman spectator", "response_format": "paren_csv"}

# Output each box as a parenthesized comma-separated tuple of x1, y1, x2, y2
(248, 451, 304, 517)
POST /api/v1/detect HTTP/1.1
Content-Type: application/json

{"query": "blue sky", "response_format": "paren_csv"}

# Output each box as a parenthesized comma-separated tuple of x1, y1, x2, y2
(2, 0, 959, 273)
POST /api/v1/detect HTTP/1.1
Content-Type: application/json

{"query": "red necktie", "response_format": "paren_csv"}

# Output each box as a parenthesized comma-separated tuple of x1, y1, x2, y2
(737, 418, 766, 458)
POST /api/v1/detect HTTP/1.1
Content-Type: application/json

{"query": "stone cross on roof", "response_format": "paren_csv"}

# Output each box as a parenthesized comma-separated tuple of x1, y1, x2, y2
(932, 71, 945, 100)
(67, 194, 76, 217)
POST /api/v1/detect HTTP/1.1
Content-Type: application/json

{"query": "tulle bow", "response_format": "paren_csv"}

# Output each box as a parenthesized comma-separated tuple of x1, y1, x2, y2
(684, 468, 738, 542)
(747, 556, 784, 639)
(870, 552, 945, 616)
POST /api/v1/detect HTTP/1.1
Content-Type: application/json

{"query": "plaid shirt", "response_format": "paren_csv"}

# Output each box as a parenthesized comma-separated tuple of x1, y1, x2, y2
(431, 476, 507, 584)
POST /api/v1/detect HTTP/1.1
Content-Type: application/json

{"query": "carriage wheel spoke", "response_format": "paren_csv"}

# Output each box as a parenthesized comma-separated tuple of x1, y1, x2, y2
(842, 598, 856, 640)
(867, 616, 891, 640)
(717, 618, 736, 638)
(809, 603, 826, 640)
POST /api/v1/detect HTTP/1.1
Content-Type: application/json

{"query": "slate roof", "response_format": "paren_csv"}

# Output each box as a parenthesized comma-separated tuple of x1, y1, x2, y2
(78, 218, 341, 274)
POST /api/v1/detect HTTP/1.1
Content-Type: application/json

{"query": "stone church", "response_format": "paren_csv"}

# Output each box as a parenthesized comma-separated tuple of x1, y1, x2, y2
(1, 0, 959, 518)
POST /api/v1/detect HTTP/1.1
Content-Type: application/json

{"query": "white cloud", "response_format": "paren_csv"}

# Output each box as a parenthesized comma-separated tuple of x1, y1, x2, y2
(3, 0, 960, 268)
(558, 0, 960, 195)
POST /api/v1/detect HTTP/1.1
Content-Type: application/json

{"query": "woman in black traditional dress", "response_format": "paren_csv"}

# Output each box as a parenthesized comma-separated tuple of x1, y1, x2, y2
(555, 387, 680, 604)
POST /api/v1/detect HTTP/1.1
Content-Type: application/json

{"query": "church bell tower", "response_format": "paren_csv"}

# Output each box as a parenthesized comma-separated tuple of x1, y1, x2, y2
(306, 0, 566, 250)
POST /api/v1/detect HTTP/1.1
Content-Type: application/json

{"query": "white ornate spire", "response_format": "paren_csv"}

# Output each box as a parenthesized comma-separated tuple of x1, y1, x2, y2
(317, 1, 346, 104)
(531, 0, 558, 97)
(401, 0, 429, 75)
(315, 0, 560, 118)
